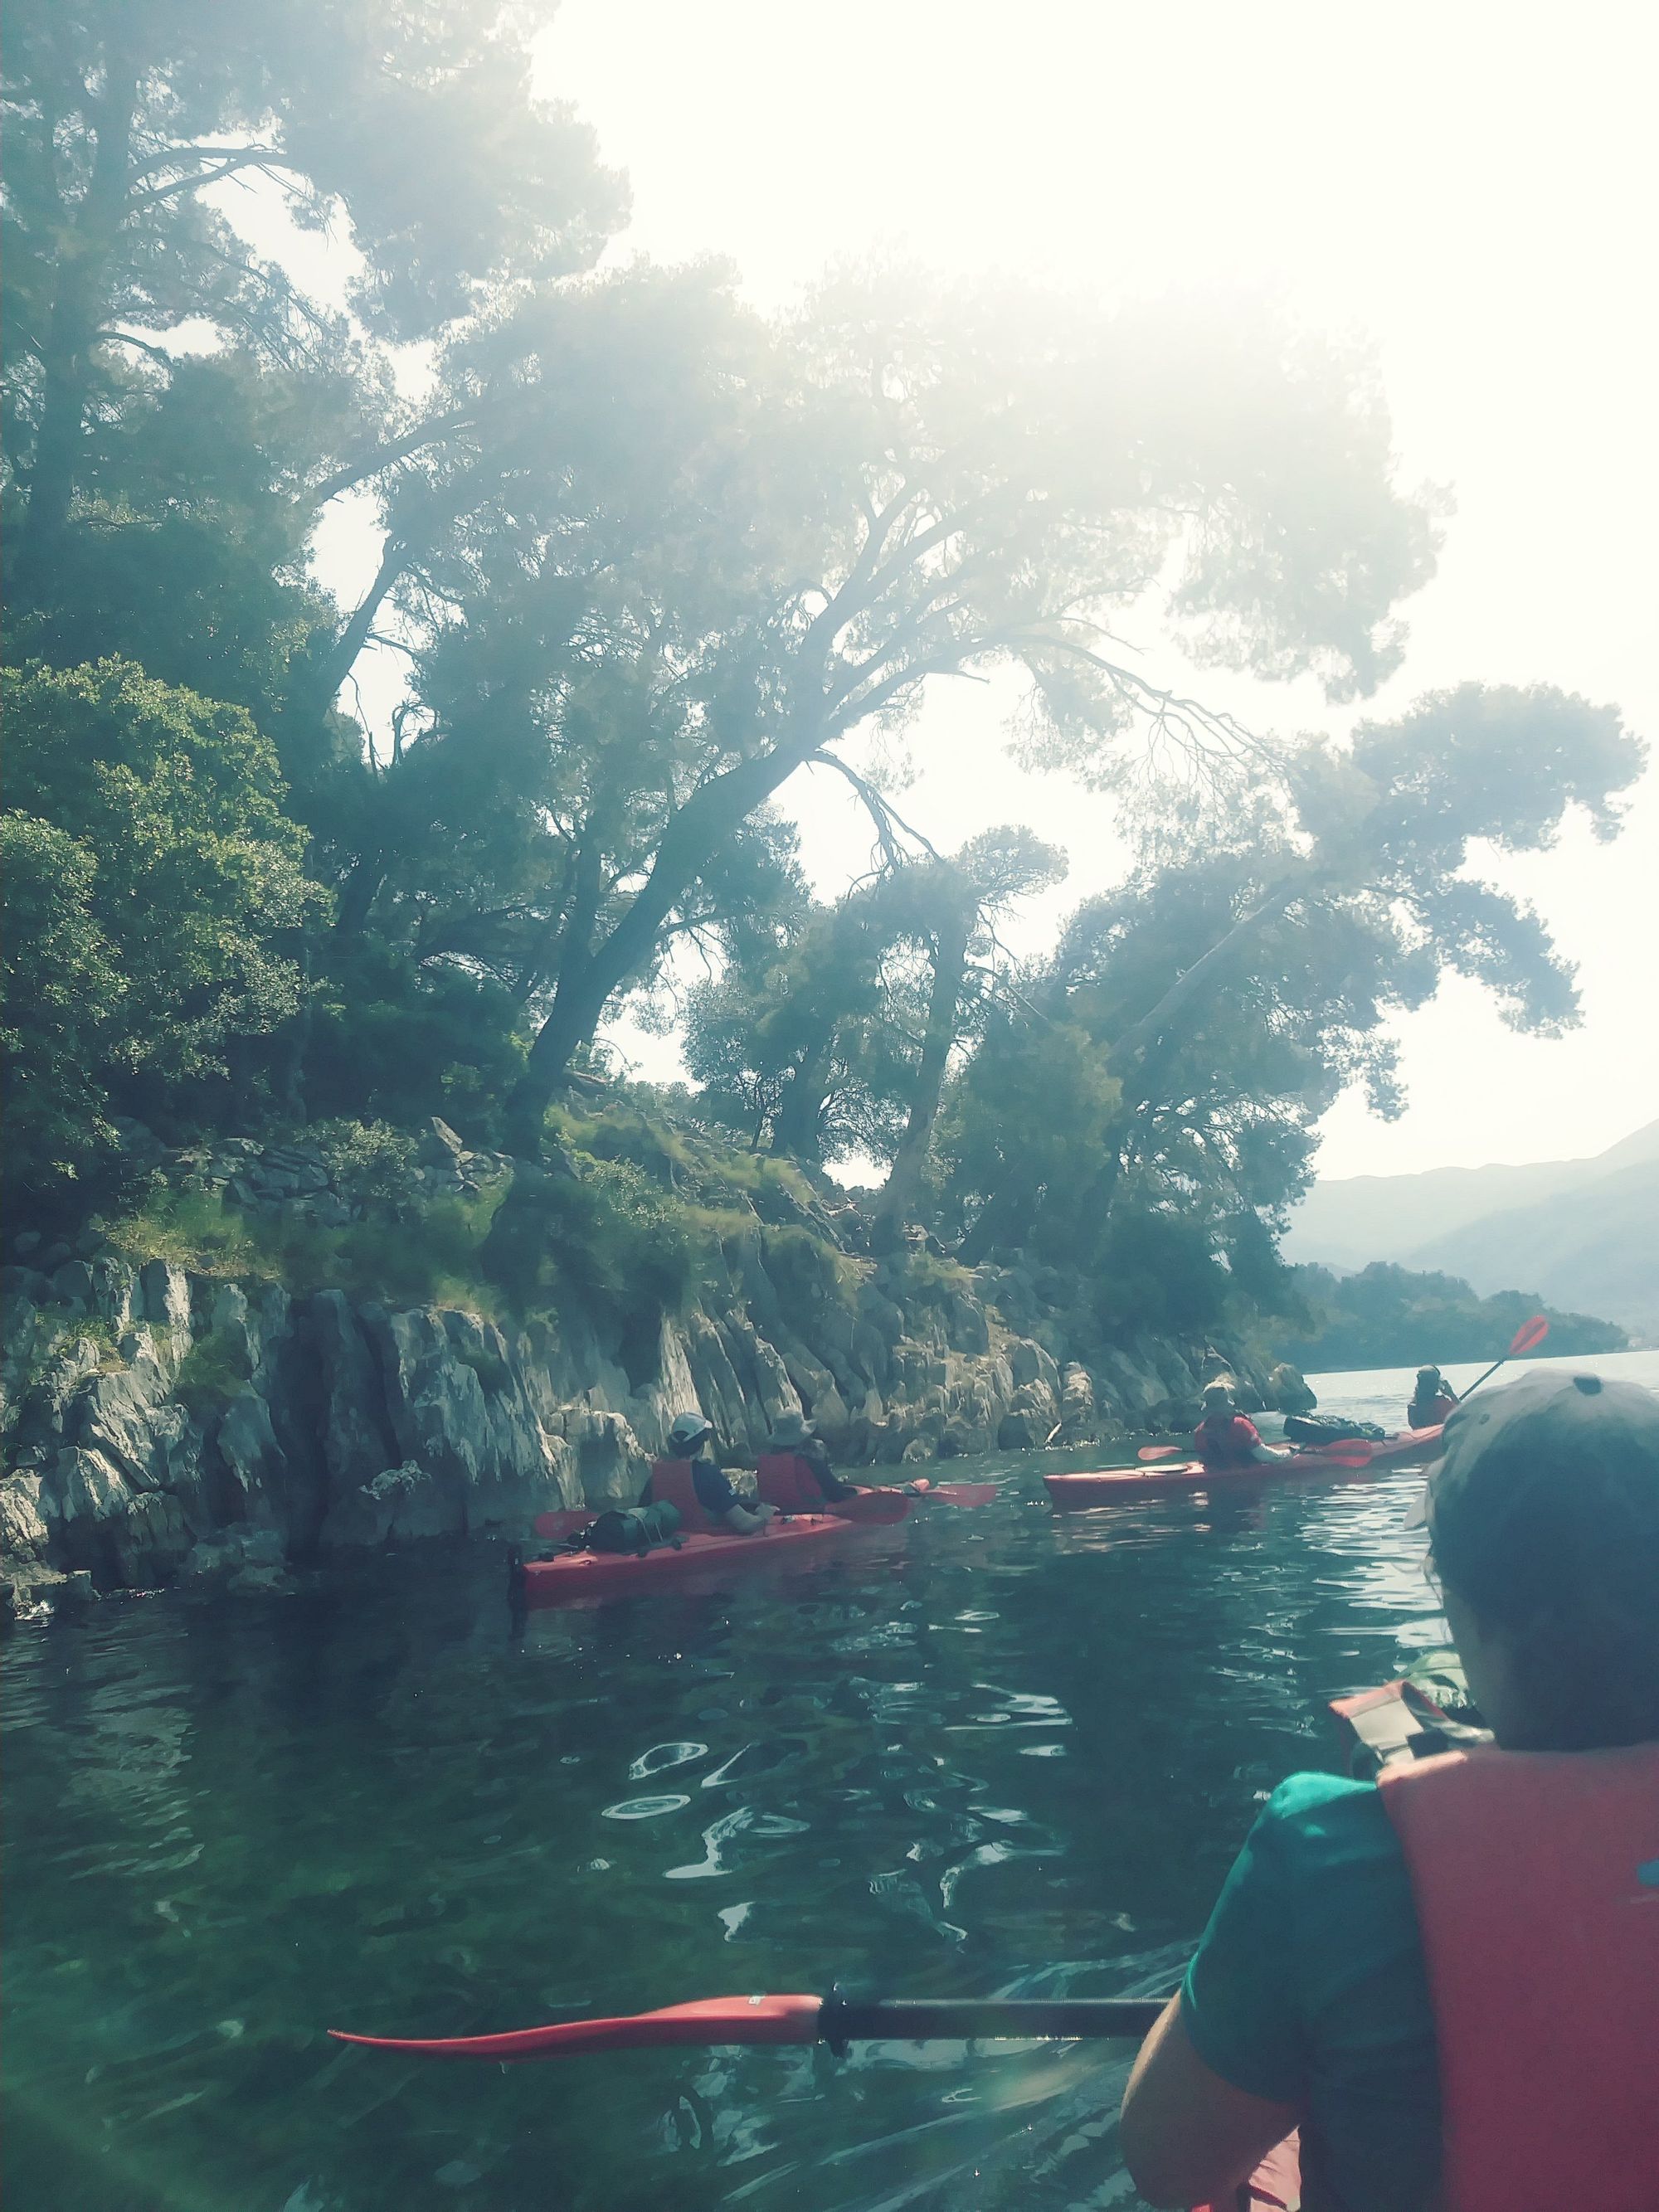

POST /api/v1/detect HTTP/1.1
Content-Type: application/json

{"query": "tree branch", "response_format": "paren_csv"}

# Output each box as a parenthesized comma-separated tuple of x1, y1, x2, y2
(126, 148, 296, 210)
(306, 411, 476, 508)
(806, 751, 944, 868)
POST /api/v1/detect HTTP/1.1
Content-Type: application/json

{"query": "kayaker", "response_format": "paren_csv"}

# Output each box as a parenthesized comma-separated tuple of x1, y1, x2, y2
(1193, 1379, 1287, 1471)
(642, 1412, 778, 1535)
(767, 1410, 859, 1503)
(1407, 1364, 1458, 1429)
(1120, 1367, 1659, 2210)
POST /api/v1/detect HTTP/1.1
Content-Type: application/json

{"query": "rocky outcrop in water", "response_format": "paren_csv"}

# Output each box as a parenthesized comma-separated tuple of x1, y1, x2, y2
(0, 1139, 1272, 1612)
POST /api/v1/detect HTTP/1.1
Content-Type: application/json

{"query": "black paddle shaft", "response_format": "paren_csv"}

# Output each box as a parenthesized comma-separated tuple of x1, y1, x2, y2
(818, 1993, 1166, 2050)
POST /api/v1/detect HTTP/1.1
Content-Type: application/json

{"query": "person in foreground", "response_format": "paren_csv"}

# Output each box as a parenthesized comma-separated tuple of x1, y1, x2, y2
(1194, 1379, 1287, 1471)
(1407, 1364, 1459, 1430)
(643, 1412, 778, 1535)
(768, 1409, 859, 1503)
(1121, 1366, 1659, 2211)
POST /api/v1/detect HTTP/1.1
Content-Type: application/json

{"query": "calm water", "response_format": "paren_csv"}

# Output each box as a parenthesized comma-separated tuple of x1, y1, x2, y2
(7, 1349, 1654, 2212)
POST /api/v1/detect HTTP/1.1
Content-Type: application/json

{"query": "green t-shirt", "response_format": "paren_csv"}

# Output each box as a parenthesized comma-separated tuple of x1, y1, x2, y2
(1180, 1772, 1440, 2212)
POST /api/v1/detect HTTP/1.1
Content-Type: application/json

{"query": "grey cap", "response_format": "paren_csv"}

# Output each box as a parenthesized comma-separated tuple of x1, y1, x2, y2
(1408, 1367, 1659, 1524)
(770, 1409, 817, 1446)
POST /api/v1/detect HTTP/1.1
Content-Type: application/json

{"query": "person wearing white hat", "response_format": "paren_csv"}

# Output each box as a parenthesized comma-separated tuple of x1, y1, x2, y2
(768, 1409, 859, 1503)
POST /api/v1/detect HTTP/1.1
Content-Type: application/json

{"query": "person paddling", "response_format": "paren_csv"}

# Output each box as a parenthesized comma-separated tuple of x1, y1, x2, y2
(1120, 1367, 1659, 2210)
(1407, 1364, 1458, 1429)
(767, 1410, 859, 1504)
(643, 1412, 778, 1535)
(1193, 1378, 1287, 1471)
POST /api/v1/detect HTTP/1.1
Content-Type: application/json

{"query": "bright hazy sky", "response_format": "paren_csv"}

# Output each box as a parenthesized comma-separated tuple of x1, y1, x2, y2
(516, 0, 1655, 1182)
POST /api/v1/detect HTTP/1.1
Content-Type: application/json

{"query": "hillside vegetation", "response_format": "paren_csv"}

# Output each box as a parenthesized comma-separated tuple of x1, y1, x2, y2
(2, 0, 1646, 1352)
(1278, 1260, 1627, 1373)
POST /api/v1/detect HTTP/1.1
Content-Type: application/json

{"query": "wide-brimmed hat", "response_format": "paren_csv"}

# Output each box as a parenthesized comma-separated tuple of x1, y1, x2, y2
(770, 1410, 817, 1446)
(1201, 1378, 1236, 1409)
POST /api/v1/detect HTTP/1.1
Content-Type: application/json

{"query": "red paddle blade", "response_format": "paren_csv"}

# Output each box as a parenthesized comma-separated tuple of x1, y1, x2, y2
(1137, 1444, 1181, 1461)
(927, 1482, 997, 1506)
(1510, 1314, 1550, 1357)
(328, 1993, 825, 2061)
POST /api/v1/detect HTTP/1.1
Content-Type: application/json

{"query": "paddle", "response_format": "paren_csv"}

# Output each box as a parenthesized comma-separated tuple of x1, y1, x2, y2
(1458, 1313, 1550, 1400)
(917, 1481, 998, 1507)
(328, 1990, 1169, 2060)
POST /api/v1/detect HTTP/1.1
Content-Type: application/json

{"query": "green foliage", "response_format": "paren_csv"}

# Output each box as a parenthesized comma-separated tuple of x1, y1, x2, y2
(1095, 1209, 1231, 1338)
(308, 1120, 416, 1205)
(304, 940, 528, 1139)
(941, 1017, 1122, 1257)
(480, 1156, 694, 1340)
(101, 1185, 510, 1319)
(1279, 1262, 1627, 1372)
(2, 2, 1644, 1348)
(2, 659, 319, 1116)
(0, 813, 122, 1184)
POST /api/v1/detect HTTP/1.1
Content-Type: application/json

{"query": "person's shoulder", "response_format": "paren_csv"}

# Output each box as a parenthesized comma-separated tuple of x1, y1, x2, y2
(1250, 1771, 1394, 1862)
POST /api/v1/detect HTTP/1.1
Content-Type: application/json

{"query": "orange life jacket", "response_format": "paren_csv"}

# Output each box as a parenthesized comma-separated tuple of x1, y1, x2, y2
(755, 1453, 822, 1513)
(644, 1456, 722, 1534)
(1377, 1741, 1659, 2212)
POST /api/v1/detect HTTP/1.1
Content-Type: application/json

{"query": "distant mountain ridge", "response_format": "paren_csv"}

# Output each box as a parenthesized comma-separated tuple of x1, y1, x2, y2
(1283, 1120, 1659, 1339)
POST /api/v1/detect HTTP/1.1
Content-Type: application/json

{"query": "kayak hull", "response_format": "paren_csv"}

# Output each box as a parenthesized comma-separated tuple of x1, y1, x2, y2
(1045, 1427, 1442, 1510)
(825, 1484, 915, 1525)
(519, 1513, 859, 1606)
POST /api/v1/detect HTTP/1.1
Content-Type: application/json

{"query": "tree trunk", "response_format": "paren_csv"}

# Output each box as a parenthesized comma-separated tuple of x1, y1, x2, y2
(771, 1029, 837, 1159)
(957, 1179, 1035, 1268)
(304, 537, 406, 714)
(504, 732, 822, 1155)
(333, 850, 386, 940)
(13, 60, 138, 599)
(872, 898, 971, 1242)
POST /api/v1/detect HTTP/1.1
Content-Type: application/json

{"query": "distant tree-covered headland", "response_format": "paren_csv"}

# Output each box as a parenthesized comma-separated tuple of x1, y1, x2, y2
(1278, 1262, 1627, 1374)
(2, 0, 1647, 1343)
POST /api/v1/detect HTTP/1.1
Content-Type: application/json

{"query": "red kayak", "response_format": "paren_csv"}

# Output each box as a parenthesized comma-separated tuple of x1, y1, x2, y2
(1044, 1427, 1442, 1510)
(519, 1512, 859, 1606)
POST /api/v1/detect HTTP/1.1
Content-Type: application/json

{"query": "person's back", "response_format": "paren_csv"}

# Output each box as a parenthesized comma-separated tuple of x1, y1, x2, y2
(1407, 1364, 1457, 1429)
(643, 1412, 777, 1534)
(767, 1411, 857, 1502)
(1121, 1367, 1659, 2210)
(1194, 1381, 1269, 1471)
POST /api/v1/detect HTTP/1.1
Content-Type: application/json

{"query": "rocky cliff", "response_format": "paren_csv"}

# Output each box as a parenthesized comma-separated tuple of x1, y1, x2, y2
(0, 1125, 1274, 1616)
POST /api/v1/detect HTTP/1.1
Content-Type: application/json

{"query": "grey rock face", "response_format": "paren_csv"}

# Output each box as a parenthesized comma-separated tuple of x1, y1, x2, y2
(0, 1169, 1301, 1607)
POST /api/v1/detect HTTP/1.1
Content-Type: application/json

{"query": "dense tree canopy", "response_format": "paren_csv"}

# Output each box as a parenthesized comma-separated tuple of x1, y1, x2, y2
(2, 0, 1646, 1354)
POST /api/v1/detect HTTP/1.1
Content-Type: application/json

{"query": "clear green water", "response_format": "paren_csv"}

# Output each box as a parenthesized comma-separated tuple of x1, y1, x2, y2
(7, 1350, 1652, 2212)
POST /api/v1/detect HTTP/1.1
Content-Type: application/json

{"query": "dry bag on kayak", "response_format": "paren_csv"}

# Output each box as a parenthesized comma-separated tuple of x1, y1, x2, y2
(1283, 1412, 1388, 1445)
(569, 1501, 684, 1556)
